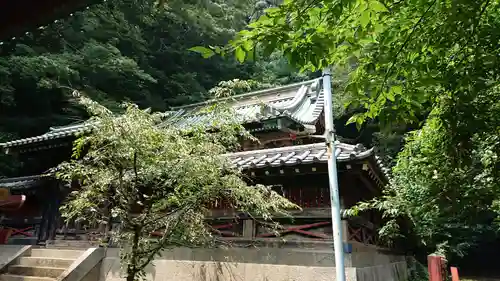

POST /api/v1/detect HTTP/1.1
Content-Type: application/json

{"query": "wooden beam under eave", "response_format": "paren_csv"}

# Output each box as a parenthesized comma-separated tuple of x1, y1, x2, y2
(357, 171, 379, 197)
(366, 161, 385, 186)
(245, 164, 347, 178)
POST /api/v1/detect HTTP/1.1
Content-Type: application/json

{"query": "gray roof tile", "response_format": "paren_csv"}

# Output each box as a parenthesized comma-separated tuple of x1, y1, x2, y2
(0, 175, 45, 190)
(224, 142, 374, 169)
(0, 123, 94, 148)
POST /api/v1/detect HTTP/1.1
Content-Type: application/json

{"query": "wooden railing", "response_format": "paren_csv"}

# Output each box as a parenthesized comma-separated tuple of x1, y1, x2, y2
(54, 218, 102, 241)
(50, 208, 379, 247)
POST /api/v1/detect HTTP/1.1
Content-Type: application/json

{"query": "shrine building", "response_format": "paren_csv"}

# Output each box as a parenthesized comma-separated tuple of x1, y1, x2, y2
(0, 78, 385, 245)
(0, 79, 406, 281)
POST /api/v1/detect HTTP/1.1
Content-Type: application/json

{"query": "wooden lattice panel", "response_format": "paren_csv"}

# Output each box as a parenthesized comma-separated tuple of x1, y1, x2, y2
(347, 222, 377, 245)
(255, 219, 332, 240)
(55, 219, 102, 241)
(209, 220, 244, 237)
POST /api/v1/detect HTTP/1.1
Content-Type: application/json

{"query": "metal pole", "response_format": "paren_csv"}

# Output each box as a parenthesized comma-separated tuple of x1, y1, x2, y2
(322, 67, 346, 281)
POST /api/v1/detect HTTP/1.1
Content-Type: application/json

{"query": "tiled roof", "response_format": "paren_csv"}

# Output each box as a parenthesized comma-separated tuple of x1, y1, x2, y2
(0, 175, 46, 190)
(0, 79, 325, 149)
(168, 79, 324, 130)
(225, 142, 374, 169)
(1, 123, 94, 149)
(225, 142, 390, 185)
(0, 144, 387, 189)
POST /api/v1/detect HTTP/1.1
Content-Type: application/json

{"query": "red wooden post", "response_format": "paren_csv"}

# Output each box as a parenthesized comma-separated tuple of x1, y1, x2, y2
(428, 255, 445, 281)
(450, 267, 460, 281)
(0, 228, 12, 244)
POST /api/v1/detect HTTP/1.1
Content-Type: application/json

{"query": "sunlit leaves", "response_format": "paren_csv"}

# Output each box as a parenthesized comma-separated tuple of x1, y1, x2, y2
(222, 0, 500, 127)
(188, 46, 215, 58)
(235, 46, 246, 63)
(357, 85, 500, 257)
(370, 0, 388, 13)
(53, 95, 295, 280)
(218, 0, 500, 257)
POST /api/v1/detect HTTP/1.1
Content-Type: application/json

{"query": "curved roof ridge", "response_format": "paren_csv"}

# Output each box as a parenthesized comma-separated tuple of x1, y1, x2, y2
(279, 85, 324, 126)
(172, 78, 321, 110)
(266, 84, 309, 111)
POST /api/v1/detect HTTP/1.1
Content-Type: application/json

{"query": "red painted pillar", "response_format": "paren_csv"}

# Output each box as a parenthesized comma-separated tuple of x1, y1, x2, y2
(450, 267, 460, 281)
(0, 228, 12, 244)
(428, 255, 446, 281)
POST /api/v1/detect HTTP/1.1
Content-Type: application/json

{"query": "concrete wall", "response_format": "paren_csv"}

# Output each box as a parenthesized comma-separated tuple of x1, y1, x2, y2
(96, 247, 407, 281)
(356, 262, 407, 281)
(349, 243, 406, 267)
(1, 243, 407, 281)
(99, 258, 359, 281)
(0, 245, 26, 266)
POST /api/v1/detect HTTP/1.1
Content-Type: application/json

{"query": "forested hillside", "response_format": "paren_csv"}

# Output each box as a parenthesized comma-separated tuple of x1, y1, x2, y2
(0, 0, 312, 144)
(0, 0, 320, 176)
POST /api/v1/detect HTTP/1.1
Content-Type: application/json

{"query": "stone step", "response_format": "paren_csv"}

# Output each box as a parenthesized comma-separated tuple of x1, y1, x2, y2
(17, 257, 75, 268)
(0, 275, 55, 281)
(46, 240, 100, 249)
(30, 249, 84, 259)
(7, 265, 65, 278)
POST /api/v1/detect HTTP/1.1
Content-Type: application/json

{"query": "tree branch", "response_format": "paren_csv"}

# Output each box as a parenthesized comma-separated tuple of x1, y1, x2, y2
(378, 0, 437, 94)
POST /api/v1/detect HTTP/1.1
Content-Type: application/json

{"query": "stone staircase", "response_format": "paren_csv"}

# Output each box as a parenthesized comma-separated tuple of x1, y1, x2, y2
(0, 248, 85, 281)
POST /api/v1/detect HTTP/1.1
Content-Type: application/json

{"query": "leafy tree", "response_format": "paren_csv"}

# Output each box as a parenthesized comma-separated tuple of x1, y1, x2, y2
(208, 78, 273, 98)
(0, 0, 314, 179)
(353, 86, 500, 257)
(225, 0, 500, 126)
(218, 0, 500, 257)
(53, 93, 295, 281)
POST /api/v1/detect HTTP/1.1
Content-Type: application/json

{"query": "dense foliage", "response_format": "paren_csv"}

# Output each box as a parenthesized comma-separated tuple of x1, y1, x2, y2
(224, 0, 500, 257)
(0, 0, 317, 177)
(381, 87, 500, 256)
(54, 94, 295, 281)
(0, 0, 250, 138)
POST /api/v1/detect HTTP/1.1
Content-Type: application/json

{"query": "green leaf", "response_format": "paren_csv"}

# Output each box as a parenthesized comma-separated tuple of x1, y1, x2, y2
(235, 47, 246, 63)
(246, 47, 255, 61)
(346, 115, 358, 125)
(391, 85, 403, 95)
(356, 117, 364, 130)
(386, 91, 395, 102)
(370, 1, 388, 12)
(265, 7, 280, 15)
(188, 46, 215, 59)
(242, 39, 254, 52)
(347, 113, 366, 126)
(359, 10, 371, 28)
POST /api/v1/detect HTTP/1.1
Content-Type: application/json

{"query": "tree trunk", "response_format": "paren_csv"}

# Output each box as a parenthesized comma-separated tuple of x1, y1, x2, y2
(126, 226, 141, 281)
(126, 272, 136, 281)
